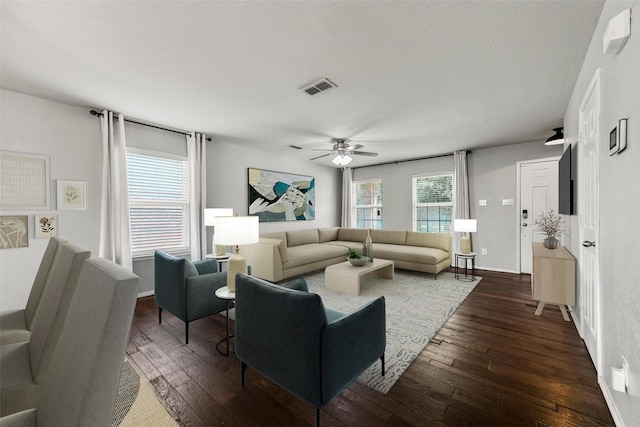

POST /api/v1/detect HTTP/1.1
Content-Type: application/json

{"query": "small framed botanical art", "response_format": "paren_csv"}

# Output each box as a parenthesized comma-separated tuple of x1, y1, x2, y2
(57, 180, 87, 210)
(35, 214, 59, 238)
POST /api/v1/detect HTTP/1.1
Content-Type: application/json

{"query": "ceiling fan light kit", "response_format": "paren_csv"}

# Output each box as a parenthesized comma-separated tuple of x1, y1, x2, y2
(332, 154, 353, 166)
(545, 127, 565, 146)
(310, 138, 378, 167)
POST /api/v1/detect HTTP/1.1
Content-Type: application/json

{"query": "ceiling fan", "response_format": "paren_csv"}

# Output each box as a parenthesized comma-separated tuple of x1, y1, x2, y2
(310, 138, 378, 166)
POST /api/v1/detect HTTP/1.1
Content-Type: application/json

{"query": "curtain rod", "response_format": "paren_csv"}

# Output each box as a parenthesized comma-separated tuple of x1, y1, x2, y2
(352, 150, 470, 169)
(89, 110, 212, 141)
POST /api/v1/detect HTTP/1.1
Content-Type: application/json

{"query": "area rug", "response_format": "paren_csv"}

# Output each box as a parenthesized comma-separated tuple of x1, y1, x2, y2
(112, 359, 178, 427)
(303, 270, 480, 394)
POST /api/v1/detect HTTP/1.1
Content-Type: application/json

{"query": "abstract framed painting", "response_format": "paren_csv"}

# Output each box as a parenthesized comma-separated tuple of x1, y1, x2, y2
(248, 168, 315, 222)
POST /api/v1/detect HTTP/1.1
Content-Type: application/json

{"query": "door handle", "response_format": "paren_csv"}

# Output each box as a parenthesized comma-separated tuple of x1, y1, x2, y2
(522, 223, 528, 227)
(582, 241, 596, 247)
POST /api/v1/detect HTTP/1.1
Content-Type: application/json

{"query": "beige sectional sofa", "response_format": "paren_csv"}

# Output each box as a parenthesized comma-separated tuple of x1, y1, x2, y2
(239, 227, 451, 282)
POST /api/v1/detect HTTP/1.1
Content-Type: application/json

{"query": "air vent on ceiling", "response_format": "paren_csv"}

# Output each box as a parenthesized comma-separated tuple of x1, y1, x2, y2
(300, 78, 337, 96)
(287, 144, 303, 150)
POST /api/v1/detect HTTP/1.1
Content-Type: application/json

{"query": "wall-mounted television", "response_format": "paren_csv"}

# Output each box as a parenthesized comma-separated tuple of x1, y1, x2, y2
(558, 145, 575, 215)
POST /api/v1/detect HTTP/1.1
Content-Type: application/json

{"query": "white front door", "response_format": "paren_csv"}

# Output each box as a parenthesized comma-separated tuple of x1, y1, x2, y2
(519, 160, 559, 274)
(578, 69, 601, 369)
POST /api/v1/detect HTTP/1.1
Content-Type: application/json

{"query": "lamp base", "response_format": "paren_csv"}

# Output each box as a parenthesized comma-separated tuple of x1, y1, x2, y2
(459, 235, 471, 254)
(214, 244, 227, 256)
(226, 253, 247, 292)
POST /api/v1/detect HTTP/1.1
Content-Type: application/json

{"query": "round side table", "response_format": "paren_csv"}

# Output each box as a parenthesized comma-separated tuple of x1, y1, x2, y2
(214, 286, 235, 356)
(206, 253, 232, 272)
(454, 252, 477, 282)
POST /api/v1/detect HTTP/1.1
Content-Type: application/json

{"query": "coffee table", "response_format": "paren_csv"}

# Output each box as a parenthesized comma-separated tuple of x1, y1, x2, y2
(325, 258, 394, 296)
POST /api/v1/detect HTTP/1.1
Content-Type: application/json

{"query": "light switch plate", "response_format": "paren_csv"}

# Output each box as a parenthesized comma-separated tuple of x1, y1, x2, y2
(479, 200, 487, 206)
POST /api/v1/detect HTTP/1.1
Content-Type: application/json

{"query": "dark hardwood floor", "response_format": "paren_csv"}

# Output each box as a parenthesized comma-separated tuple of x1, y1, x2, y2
(127, 269, 615, 426)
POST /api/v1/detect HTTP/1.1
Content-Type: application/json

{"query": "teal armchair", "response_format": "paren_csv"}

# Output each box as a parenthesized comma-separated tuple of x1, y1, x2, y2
(234, 273, 386, 426)
(154, 251, 228, 344)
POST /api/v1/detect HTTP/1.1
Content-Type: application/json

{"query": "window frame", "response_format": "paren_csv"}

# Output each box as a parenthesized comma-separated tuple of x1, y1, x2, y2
(353, 178, 383, 230)
(126, 147, 191, 259)
(412, 172, 454, 233)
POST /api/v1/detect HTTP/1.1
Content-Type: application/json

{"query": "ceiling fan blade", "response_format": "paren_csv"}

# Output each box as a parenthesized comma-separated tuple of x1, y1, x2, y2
(351, 151, 378, 157)
(310, 153, 332, 161)
(344, 144, 364, 151)
(311, 148, 334, 152)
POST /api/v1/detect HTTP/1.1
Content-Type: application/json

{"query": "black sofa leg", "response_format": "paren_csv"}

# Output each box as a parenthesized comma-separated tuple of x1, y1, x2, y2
(381, 354, 385, 376)
(185, 321, 189, 344)
(158, 307, 162, 324)
(241, 362, 247, 388)
(316, 408, 320, 427)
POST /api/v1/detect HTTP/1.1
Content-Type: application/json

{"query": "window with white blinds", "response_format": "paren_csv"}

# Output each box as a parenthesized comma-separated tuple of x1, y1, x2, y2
(126, 149, 190, 257)
(412, 173, 453, 233)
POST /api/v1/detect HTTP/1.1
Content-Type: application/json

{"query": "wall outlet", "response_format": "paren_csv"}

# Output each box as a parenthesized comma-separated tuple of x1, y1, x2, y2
(479, 200, 487, 206)
(481, 248, 487, 255)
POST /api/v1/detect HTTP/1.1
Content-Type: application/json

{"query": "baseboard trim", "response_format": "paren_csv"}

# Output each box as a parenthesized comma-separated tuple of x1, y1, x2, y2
(599, 375, 625, 427)
(474, 266, 521, 275)
(137, 290, 154, 298)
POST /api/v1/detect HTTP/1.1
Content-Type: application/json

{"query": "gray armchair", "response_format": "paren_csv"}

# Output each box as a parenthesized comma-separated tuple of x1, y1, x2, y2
(154, 251, 228, 344)
(234, 273, 386, 426)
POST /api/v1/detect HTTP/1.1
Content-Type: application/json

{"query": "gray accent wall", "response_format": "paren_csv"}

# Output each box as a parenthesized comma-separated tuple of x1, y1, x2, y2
(564, 1, 640, 424)
(353, 140, 561, 273)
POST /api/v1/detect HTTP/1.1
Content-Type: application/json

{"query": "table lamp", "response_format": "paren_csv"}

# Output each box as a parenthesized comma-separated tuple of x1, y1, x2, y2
(214, 215, 259, 291)
(454, 219, 477, 254)
(204, 208, 233, 256)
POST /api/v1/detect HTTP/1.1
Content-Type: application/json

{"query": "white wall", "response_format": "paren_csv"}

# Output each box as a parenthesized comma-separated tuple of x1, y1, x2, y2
(353, 140, 561, 272)
(0, 89, 341, 308)
(0, 89, 102, 310)
(563, 1, 640, 424)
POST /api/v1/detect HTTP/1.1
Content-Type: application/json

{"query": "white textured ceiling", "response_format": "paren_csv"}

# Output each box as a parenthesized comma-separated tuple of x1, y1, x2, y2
(1, 1, 603, 167)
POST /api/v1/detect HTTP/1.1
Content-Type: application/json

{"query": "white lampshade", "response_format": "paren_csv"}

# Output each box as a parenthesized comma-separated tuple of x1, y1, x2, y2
(214, 216, 259, 246)
(214, 216, 260, 291)
(204, 208, 233, 226)
(454, 219, 477, 233)
(204, 208, 233, 255)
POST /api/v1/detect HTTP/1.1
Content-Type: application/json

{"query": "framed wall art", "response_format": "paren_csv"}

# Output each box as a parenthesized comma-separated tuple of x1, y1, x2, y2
(0, 151, 50, 210)
(35, 214, 59, 238)
(57, 180, 87, 210)
(248, 168, 315, 222)
(0, 215, 29, 249)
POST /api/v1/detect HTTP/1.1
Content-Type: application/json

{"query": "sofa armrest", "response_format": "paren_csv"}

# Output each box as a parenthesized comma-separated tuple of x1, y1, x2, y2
(239, 238, 284, 282)
(321, 297, 386, 404)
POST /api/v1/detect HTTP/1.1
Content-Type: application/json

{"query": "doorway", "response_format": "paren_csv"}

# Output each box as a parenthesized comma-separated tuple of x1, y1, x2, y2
(517, 159, 559, 274)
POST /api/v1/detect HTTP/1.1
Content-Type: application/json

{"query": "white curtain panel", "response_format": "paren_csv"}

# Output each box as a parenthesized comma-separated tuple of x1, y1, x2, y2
(99, 110, 132, 270)
(341, 167, 353, 227)
(452, 150, 470, 256)
(188, 132, 207, 260)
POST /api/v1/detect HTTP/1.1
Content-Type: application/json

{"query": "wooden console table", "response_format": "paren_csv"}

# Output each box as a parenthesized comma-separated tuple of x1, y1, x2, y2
(531, 242, 575, 321)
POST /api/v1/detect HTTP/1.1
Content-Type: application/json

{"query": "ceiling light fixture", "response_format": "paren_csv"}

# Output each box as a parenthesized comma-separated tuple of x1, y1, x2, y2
(545, 127, 565, 146)
(332, 153, 353, 166)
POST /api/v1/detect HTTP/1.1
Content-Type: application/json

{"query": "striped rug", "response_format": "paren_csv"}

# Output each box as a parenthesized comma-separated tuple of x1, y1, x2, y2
(304, 269, 480, 393)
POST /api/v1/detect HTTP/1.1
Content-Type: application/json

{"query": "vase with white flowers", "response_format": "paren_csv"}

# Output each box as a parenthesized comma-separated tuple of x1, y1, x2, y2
(534, 209, 565, 249)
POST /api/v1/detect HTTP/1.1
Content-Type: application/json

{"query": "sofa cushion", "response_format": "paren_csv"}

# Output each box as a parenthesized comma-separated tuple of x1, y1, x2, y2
(405, 232, 450, 252)
(371, 229, 407, 245)
(318, 227, 339, 242)
(337, 228, 368, 243)
(287, 229, 319, 247)
(374, 243, 450, 264)
(185, 259, 199, 277)
(283, 244, 347, 270)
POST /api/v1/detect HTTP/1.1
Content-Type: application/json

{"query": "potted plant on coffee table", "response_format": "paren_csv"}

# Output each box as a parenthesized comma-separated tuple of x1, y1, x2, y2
(347, 248, 367, 266)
